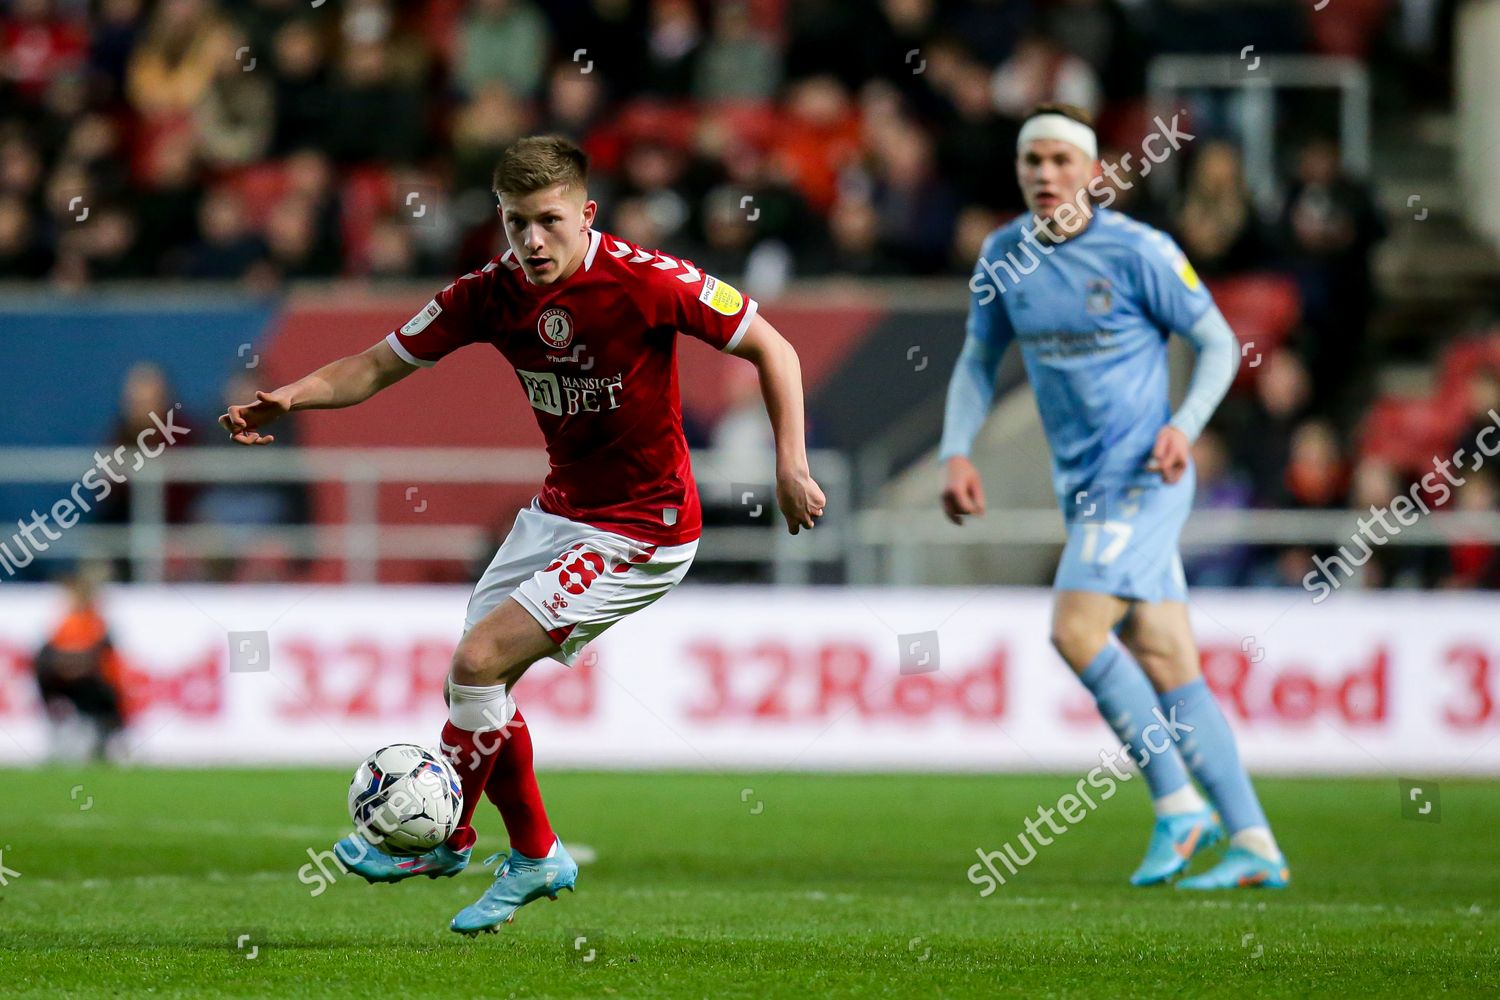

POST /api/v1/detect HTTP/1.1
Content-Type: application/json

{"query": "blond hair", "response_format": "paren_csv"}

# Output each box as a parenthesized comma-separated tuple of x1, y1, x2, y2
(492, 135, 589, 196)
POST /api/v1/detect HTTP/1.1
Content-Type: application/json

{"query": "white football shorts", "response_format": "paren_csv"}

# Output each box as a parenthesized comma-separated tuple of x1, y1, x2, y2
(464, 501, 697, 665)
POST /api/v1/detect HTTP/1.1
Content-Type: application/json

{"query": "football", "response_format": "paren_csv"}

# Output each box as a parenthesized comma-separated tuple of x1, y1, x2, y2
(347, 744, 463, 856)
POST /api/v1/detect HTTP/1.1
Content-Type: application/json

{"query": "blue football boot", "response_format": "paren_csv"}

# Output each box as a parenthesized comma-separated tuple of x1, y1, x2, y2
(1177, 845, 1291, 890)
(450, 840, 578, 935)
(333, 834, 470, 884)
(1130, 808, 1224, 886)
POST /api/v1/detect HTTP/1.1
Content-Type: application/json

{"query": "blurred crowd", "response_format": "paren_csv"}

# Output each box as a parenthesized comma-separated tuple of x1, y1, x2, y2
(1187, 355, 1500, 591)
(0, 0, 1445, 290)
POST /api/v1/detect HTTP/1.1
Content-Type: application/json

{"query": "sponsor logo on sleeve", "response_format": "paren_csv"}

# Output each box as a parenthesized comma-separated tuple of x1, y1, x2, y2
(697, 275, 744, 317)
(401, 299, 441, 336)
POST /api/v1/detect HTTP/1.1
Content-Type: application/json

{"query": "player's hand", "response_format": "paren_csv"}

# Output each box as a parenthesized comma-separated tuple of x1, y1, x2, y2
(219, 389, 292, 446)
(941, 455, 986, 525)
(1147, 425, 1190, 484)
(776, 467, 826, 535)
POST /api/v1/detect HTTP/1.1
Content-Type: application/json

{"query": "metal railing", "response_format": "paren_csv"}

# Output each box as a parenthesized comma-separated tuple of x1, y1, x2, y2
(5, 444, 1497, 587)
(0, 447, 852, 586)
(856, 506, 1500, 585)
(1146, 55, 1371, 212)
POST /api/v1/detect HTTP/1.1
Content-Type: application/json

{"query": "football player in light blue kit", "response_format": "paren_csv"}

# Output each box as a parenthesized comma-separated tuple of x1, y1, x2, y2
(939, 103, 1288, 888)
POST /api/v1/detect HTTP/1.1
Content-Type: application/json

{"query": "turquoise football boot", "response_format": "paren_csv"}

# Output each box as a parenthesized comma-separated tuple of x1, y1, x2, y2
(1130, 808, 1224, 886)
(1177, 845, 1291, 890)
(333, 834, 470, 884)
(450, 841, 577, 935)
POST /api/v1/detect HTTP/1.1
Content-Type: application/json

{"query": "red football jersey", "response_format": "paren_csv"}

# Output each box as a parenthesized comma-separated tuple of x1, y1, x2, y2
(384, 228, 759, 546)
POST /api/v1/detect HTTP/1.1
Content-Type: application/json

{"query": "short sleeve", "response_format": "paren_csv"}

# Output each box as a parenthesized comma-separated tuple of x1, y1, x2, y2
(384, 264, 495, 367)
(1135, 232, 1215, 336)
(642, 252, 759, 352)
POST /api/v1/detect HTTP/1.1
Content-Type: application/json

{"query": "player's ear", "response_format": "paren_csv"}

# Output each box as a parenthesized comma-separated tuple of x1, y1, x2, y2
(581, 199, 597, 231)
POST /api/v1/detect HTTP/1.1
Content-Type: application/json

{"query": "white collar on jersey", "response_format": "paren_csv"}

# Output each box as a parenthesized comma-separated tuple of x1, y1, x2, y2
(582, 227, 602, 270)
(499, 228, 603, 283)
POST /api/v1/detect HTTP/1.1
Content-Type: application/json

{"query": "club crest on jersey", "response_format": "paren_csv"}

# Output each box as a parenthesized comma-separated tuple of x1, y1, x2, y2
(537, 307, 574, 349)
(1085, 279, 1113, 315)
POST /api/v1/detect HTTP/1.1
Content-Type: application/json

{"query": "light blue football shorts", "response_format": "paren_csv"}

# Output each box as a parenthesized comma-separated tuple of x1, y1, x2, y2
(1053, 465, 1194, 604)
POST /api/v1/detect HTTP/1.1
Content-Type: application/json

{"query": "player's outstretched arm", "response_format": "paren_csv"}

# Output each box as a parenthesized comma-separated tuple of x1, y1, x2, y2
(727, 314, 826, 534)
(218, 339, 417, 446)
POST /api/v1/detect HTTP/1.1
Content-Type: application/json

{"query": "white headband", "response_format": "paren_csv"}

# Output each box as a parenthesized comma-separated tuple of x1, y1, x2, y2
(1017, 113, 1098, 160)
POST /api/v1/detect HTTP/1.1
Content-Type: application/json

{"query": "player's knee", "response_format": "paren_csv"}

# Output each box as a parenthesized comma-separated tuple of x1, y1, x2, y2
(1049, 616, 1108, 671)
(449, 641, 498, 687)
(1130, 644, 1172, 687)
(1126, 626, 1197, 691)
(451, 638, 533, 689)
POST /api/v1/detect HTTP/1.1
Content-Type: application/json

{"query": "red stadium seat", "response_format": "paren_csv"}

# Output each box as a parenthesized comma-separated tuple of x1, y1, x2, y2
(1205, 274, 1301, 388)
(705, 100, 780, 150)
(616, 100, 703, 151)
(1358, 395, 1467, 473)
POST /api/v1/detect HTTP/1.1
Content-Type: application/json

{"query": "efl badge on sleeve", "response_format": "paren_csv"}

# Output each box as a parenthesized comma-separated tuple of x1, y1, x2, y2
(698, 275, 744, 316)
(401, 299, 441, 336)
(1173, 253, 1202, 291)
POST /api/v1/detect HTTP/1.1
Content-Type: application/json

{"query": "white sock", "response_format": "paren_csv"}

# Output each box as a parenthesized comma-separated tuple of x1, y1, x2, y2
(447, 681, 515, 732)
(1230, 826, 1280, 860)
(1152, 783, 1208, 817)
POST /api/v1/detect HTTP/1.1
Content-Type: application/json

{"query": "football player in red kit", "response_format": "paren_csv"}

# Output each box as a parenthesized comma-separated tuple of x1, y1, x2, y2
(220, 135, 826, 934)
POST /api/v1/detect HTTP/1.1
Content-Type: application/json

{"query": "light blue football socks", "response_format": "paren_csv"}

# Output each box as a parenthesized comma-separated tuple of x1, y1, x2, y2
(1159, 677, 1280, 860)
(1078, 643, 1195, 803)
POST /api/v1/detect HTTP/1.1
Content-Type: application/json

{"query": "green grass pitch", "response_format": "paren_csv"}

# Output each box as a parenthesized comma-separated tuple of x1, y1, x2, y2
(2, 768, 1497, 998)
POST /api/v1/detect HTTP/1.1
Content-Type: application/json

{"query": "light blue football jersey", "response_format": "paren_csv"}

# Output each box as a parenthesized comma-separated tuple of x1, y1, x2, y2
(965, 207, 1214, 502)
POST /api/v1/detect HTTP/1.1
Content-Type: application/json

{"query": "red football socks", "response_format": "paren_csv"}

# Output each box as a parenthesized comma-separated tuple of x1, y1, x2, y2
(483, 707, 556, 859)
(440, 719, 498, 852)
